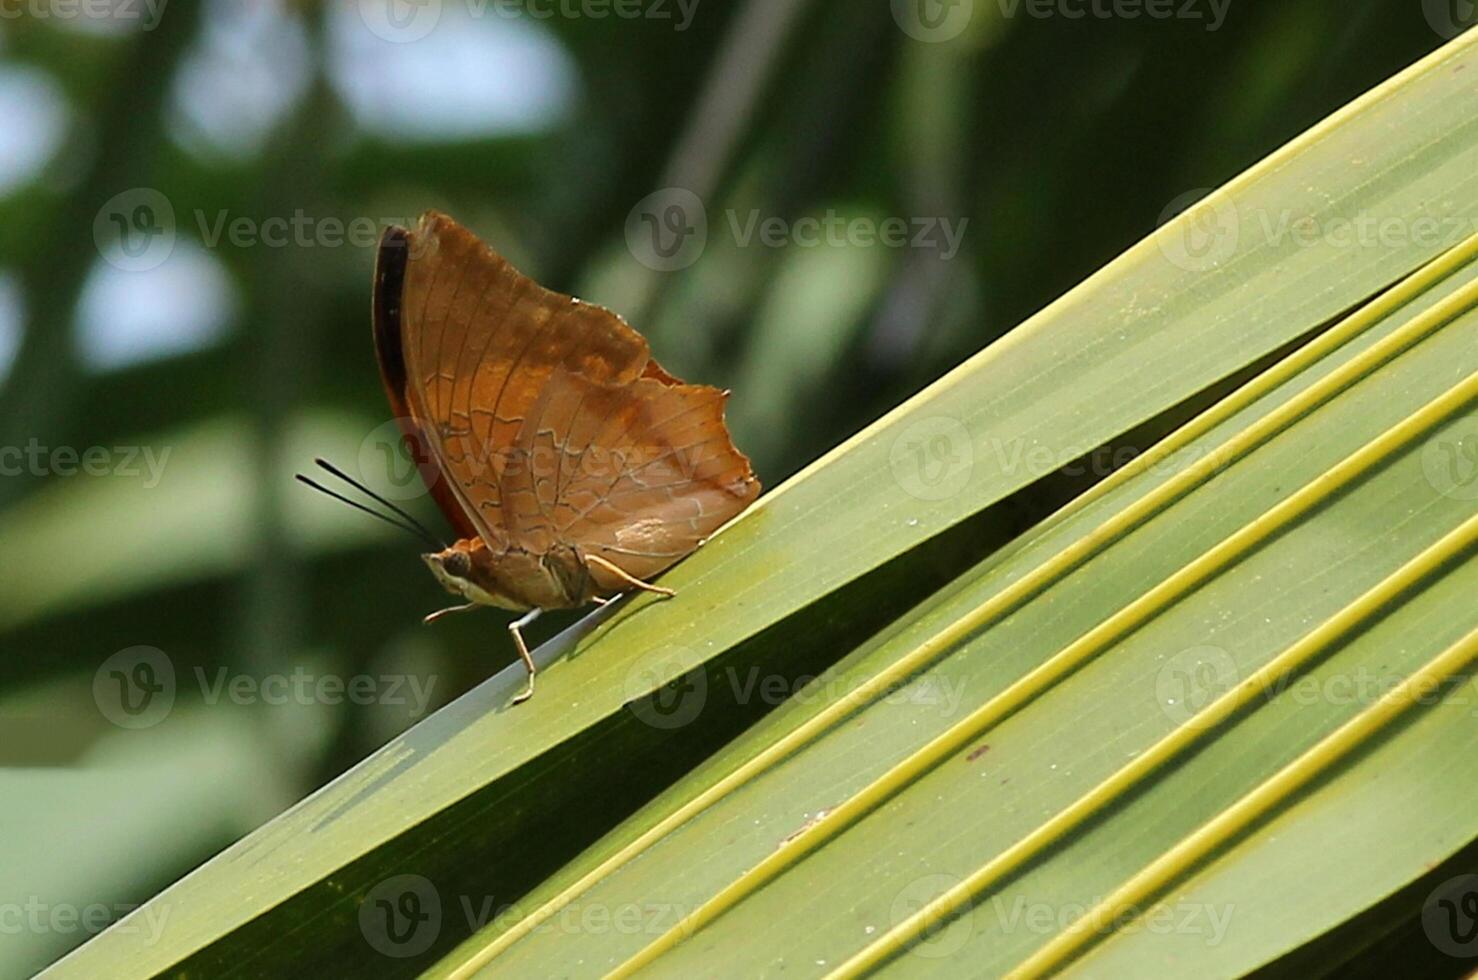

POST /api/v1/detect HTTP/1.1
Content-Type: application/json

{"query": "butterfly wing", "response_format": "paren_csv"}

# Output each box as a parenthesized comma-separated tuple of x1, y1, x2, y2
(372, 222, 479, 541)
(507, 367, 760, 588)
(374, 210, 758, 583)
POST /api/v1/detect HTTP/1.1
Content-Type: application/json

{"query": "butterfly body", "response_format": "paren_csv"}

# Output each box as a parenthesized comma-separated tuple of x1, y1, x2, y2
(423, 537, 601, 612)
(366, 211, 760, 701)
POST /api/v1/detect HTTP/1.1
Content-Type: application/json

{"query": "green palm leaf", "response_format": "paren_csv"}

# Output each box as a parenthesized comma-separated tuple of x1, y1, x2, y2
(47, 28, 1478, 980)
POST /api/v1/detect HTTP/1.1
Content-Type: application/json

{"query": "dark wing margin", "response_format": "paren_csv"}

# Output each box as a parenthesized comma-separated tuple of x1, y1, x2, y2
(373, 226, 409, 395)
(371, 224, 480, 541)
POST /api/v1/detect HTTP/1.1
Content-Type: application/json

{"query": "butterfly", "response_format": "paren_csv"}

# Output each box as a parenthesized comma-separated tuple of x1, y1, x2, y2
(299, 211, 759, 703)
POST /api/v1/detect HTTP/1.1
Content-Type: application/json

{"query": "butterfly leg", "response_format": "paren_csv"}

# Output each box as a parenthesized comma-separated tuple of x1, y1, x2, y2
(585, 554, 677, 598)
(423, 602, 477, 625)
(509, 608, 542, 705)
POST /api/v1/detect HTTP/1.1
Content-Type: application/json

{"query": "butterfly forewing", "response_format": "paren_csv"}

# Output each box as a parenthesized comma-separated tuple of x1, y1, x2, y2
(372, 226, 480, 542)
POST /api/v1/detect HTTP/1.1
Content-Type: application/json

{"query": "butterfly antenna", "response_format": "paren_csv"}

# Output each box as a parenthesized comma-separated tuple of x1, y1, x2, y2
(312, 457, 446, 548)
(295, 474, 442, 551)
(294, 475, 439, 547)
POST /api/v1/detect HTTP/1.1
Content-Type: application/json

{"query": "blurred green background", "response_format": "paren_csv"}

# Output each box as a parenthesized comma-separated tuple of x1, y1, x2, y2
(0, 0, 1463, 974)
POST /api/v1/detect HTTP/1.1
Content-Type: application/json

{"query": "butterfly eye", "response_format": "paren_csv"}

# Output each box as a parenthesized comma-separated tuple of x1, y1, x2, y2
(443, 551, 472, 578)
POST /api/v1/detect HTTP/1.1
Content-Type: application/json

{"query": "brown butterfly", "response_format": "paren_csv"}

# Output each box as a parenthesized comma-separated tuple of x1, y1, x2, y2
(300, 211, 759, 703)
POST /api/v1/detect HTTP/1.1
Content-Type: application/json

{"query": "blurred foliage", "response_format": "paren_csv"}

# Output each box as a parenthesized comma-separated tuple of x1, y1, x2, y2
(0, 0, 1466, 975)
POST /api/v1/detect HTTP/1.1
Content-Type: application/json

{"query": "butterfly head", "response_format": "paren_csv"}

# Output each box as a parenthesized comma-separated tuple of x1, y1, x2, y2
(421, 541, 526, 611)
(422, 544, 478, 595)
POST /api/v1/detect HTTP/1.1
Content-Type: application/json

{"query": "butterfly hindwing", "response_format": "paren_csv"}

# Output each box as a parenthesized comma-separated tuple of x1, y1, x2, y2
(508, 368, 759, 589)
